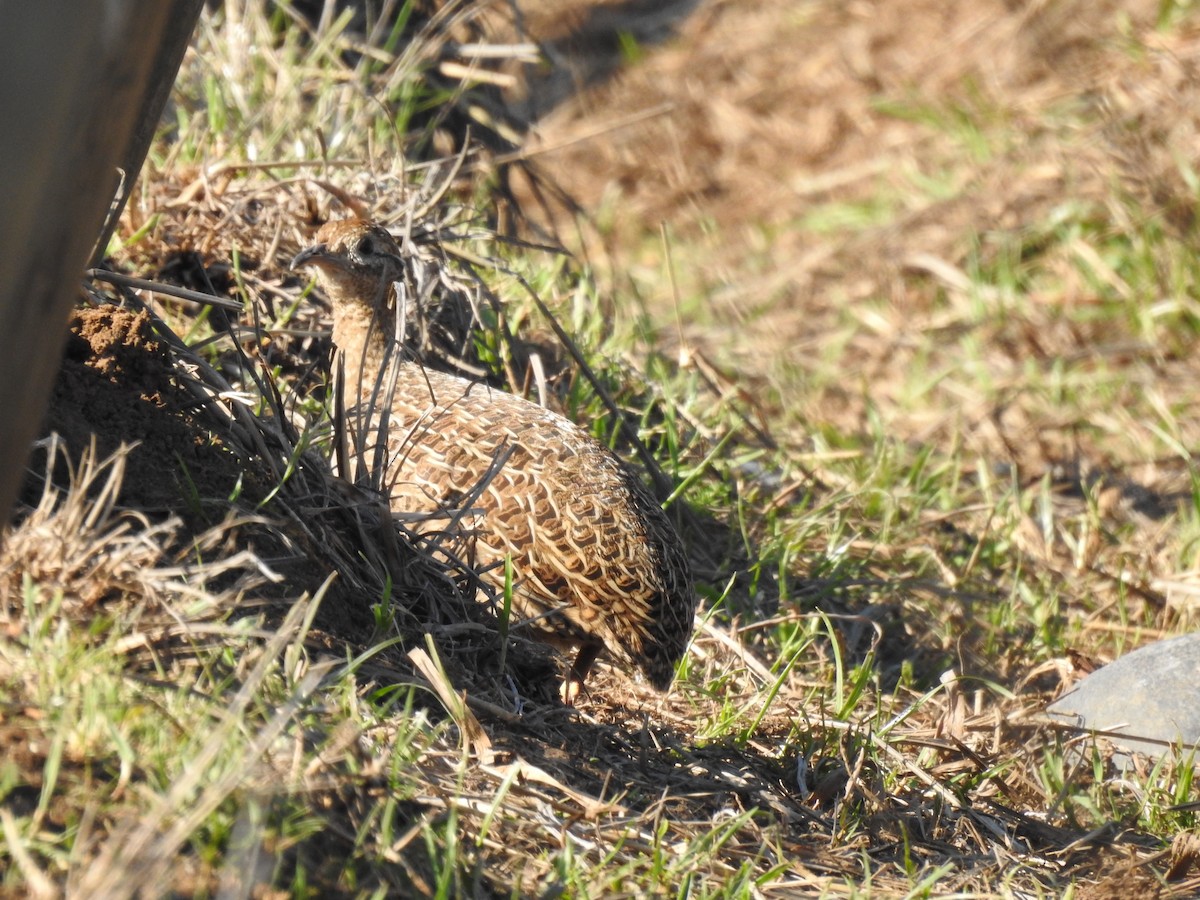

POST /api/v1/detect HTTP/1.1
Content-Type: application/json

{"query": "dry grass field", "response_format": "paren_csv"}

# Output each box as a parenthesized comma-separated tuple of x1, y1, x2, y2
(5, 0, 1200, 896)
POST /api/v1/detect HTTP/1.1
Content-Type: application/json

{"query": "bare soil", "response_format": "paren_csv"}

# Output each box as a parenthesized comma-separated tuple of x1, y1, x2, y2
(28, 306, 253, 518)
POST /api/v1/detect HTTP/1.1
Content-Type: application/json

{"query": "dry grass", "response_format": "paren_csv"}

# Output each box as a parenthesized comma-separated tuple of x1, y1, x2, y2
(5, 0, 1200, 897)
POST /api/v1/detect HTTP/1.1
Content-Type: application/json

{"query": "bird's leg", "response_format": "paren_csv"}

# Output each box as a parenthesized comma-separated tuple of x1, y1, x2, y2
(560, 641, 603, 706)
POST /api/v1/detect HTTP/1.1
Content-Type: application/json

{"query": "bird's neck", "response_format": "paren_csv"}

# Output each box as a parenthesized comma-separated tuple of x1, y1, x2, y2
(329, 295, 402, 394)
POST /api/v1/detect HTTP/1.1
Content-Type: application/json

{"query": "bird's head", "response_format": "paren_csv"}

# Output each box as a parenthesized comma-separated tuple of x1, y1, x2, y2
(291, 218, 404, 311)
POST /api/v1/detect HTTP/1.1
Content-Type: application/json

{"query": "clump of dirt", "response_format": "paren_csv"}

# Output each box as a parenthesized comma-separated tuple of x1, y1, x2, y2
(27, 305, 259, 521)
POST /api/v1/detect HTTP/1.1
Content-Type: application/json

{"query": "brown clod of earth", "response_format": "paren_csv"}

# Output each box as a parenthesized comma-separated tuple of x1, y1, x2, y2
(29, 305, 255, 521)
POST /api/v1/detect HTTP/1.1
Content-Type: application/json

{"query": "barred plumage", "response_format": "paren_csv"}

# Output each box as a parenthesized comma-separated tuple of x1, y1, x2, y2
(292, 218, 695, 702)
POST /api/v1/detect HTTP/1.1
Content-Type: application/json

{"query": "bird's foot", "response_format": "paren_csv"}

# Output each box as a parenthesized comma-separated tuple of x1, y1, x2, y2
(560, 641, 603, 706)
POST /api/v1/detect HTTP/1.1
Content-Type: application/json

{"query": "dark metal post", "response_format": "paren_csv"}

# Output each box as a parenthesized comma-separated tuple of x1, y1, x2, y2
(0, 0, 204, 522)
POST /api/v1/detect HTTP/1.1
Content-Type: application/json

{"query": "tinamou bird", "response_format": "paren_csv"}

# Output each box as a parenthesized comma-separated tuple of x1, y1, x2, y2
(291, 218, 696, 702)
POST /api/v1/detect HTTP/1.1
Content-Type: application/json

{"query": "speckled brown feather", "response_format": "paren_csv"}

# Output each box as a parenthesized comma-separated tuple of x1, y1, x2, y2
(293, 218, 695, 695)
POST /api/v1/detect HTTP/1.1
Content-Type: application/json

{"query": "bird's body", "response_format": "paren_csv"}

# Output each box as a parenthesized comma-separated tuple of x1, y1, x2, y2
(293, 218, 695, 699)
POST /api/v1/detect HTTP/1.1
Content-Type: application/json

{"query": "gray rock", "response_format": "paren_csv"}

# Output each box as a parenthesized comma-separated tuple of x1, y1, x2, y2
(1045, 632, 1200, 762)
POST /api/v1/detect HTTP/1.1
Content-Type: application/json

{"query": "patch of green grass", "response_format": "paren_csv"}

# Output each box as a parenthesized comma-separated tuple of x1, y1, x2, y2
(799, 191, 907, 235)
(873, 73, 1046, 165)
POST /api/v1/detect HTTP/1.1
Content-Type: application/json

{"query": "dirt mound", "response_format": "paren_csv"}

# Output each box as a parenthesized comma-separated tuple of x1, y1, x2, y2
(29, 306, 256, 520)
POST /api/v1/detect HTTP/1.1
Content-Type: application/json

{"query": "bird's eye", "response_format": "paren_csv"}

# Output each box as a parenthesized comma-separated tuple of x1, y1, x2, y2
(355, 236, 374, 255)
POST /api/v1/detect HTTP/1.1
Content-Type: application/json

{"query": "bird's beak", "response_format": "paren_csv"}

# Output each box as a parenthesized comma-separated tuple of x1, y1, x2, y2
(290, 243, 338, 271)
